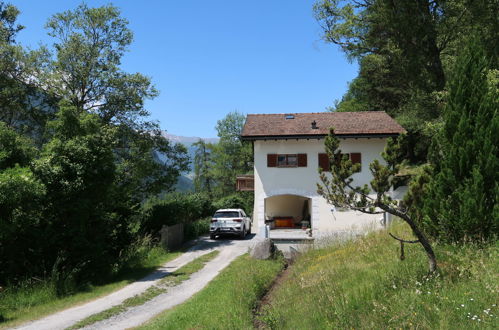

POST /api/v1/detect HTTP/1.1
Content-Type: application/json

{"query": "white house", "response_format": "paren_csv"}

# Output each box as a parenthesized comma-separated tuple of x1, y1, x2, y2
(239, 111, 406, 239)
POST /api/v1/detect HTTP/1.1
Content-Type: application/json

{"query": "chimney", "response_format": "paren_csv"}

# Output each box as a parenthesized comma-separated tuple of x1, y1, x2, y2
(311, 120, 318, 129)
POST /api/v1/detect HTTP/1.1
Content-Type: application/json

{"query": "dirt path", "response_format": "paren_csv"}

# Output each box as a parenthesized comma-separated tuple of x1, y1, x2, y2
(14, 236, 257, 330)
(83, 241, 251, 329)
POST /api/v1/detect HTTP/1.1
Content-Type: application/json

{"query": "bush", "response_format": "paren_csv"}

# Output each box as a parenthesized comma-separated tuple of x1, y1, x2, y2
(212, 192, 254, 216)
(184, 217, 211, 241)
(0, 166, 45, 284)
(140, 192, 214, 236)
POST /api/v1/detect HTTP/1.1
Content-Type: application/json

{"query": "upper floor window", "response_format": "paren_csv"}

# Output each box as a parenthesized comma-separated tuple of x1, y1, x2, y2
(268, 154, 307, 167)
(278, 154, 297, 167)
(318, 152, 362, 172)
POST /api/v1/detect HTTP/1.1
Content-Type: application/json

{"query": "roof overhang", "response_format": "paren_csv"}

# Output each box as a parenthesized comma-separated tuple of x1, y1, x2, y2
(241, 133, 401, 141)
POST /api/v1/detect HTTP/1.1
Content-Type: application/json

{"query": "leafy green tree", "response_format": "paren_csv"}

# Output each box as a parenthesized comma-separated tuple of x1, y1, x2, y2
(114, 128, 189, 203)
(0, 121, 36, 169)
(0, 166, 46, 283)
(314, 0, 448, 89)
(0, 3, 190, 287)
(317, 131, 437, 273)
(0, 2, 56, 137)
(32, 102, 118, 284)
(192, 139, 214, 195)
(409, 40, 498, 243)
(210, 111, 252, 197)
(314, 0, 498, 162)
(0, 123, 45, 283)
(42, 3, 156, 124)
(41, 3, 188, 198)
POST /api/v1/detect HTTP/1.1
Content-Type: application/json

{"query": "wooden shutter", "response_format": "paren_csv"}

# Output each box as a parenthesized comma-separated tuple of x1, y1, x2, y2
(267, 154, 277, 167)
(298, 154, 307, 167)
(350, 153, 361, 165)
(318, 153, 330, 172)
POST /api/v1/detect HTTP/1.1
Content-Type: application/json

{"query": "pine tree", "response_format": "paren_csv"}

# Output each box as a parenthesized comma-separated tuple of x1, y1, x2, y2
(417, 39, 498, 242)
(193, 139, 214, 195)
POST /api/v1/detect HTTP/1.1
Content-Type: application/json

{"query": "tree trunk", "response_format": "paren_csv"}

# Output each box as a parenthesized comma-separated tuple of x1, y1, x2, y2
(379, 204, 438, 273)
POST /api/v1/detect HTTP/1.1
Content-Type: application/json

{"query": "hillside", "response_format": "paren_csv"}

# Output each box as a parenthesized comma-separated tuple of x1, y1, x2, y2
(161, 132, 219, 192)
(257, 222, 498, 329)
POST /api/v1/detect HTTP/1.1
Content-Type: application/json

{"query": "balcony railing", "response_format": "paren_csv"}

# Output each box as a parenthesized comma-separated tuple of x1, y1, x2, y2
(236, 174, 254, 191)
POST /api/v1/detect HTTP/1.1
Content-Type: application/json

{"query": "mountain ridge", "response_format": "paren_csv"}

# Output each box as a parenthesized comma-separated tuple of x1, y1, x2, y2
(160, 132, 219, 192)
(161, 132, 219, 144)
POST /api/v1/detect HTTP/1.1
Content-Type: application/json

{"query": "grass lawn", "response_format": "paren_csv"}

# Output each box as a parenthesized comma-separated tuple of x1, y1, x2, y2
(140, 254, 285, 330)
(0, 247, 182, 329)
(257, 221, 498, 329)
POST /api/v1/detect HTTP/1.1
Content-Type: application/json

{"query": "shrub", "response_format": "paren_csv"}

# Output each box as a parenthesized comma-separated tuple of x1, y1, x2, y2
(184, 217, 211, 241)
(0, 166, 45, 284)
(139, 192, 214, 236)
(212, 192, 254, 216)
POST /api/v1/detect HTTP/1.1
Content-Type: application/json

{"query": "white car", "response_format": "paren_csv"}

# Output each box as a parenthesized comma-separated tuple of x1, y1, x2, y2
(210, 208, 252, 239)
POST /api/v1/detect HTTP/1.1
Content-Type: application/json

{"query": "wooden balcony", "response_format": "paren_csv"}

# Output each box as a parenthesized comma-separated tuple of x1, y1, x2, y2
(236, 174, 254, 191)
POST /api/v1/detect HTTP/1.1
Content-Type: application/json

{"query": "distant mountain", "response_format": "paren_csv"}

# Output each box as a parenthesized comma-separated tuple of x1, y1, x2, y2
(161, 132, 219, 145)
(161, 132, 219, 192)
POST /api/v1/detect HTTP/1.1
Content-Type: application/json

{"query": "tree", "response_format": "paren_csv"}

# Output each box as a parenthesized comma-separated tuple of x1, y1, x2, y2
(42, 3, 156, 124)
(314, 0, 498, 163)
(317, 132, 437, 273)
(408, 39, 498, 243)
(0, 121, 36, 169)
(210, 111, 252, 197)
(0, 123, 45, 284)
(192, 139, 214, 195)
(114, 127, 190, 202)
(32, 102, 118, 284)
(0, 2, 56, 138)
(42, 3, 188, 198)
(0, 2, 191, 288)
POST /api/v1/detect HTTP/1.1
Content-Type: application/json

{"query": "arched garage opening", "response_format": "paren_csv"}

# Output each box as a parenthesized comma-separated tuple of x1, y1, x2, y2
(264, 194, 311, 229)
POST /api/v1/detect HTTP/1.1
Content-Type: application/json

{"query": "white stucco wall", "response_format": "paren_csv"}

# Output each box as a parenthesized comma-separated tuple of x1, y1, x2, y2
(252, 137, 388, 235)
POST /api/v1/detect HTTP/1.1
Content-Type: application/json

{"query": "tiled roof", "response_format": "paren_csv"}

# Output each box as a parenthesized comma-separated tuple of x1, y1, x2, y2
(241, 111, 406, 139)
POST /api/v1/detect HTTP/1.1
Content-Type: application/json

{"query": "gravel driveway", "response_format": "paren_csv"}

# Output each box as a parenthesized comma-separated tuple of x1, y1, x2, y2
(14, 235, 257, 330)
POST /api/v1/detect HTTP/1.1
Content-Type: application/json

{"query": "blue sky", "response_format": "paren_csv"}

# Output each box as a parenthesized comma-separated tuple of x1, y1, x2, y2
(11, 0, 357, 138)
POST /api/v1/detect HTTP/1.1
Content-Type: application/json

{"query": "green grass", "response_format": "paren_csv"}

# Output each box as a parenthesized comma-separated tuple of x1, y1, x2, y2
(257, 222, 499, 329)
(0, 247, 182, 329)
(140, 254, 285, 330)
(69, 250, 220, 329)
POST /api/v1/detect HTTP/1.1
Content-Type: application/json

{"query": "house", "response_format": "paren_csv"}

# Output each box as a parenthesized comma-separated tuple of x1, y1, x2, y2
(239, 111, 406, 240)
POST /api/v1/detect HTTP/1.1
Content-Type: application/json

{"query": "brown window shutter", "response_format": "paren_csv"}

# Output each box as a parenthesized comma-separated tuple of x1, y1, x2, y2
(298, 154, 307, 167)
(350, 153, 361, 165)
(267, 154, 277, 167)
(318, 153, 330, 172)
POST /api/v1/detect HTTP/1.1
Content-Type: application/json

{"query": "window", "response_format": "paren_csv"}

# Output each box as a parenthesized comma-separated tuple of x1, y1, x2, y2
(318, 153, 362, 172)
(267, 154, 307, 167)
(278, 154, 297, 167)
(213, 211, 240, 218)
(318, 153, 330, 172)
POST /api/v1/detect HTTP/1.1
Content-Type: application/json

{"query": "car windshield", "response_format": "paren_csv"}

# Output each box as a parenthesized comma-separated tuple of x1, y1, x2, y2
(213, 211, 240, 218)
